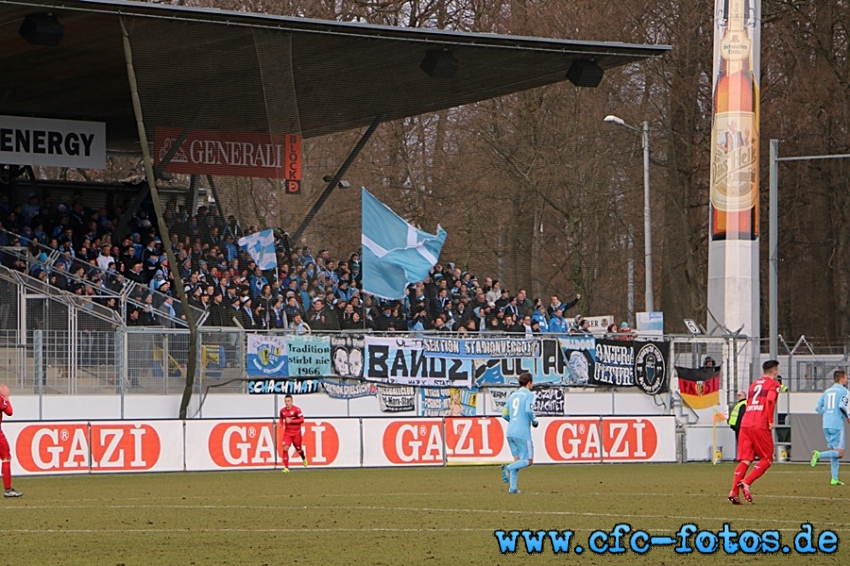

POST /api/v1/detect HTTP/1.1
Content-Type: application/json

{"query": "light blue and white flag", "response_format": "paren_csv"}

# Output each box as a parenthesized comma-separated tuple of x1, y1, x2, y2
(238, 229, 278, 271)
(361, 188, 447, 300)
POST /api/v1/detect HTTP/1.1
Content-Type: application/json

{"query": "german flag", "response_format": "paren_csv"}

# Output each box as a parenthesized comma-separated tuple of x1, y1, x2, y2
(675, 366, 720, 409)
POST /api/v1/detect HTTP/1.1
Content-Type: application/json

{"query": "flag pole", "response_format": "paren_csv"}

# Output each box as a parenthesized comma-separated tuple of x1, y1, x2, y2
(712, 415, 718, 465)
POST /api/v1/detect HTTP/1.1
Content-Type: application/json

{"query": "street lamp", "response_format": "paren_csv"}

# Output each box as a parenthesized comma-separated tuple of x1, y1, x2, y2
(604, 115, 653, 312)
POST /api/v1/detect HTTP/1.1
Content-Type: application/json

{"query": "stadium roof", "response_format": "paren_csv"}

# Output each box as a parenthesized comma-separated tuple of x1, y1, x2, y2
(0, 0, 670, 153)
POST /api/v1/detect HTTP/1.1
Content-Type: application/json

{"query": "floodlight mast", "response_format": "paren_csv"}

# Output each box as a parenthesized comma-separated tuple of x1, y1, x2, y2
(604, 115, 653, 312)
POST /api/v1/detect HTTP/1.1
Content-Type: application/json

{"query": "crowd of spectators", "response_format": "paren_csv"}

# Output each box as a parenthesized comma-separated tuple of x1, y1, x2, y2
(0, 191, 636, 337)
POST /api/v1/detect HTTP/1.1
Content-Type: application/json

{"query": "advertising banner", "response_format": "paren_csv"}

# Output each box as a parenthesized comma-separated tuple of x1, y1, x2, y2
(8, 421, 183, 476)
(444, 417, 510, 465)
(246, 334, 288, 377)
(421, 388, 478, 417)
(331, 335, 365, 378)
(536, 416, 676, 464)
(0, 115, 106, 169)
(246, 378, 322, 395)
(184, 418, 359, 471)
(364, 336, 473, 387)
(287, 335, 331, 377)
(362, 419, 445, 467)
(154, 127, 302, 189)
(377, 385, 416, 413)
(5, 415, 676, 476)
(321, 379, 376, 399)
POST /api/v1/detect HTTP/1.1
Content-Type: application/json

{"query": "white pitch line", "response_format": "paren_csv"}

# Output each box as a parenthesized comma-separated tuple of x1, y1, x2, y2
(590, 491, 849, 502)
(0, 525, 821, 535)
(4, 503, 850, 529)
(16, 490, 846, 507)
(0, 527, 495, 534)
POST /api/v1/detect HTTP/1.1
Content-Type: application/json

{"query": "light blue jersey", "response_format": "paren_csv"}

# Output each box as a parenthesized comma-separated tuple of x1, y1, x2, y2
(816, 383, 850, 430)
(503, 387, 537, 441)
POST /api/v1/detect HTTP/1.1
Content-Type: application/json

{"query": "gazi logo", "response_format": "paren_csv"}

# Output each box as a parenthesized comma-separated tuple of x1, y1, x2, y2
(544, 418, 658, 461)
(209, 422, 277, 467)
(382, 421, 443, 464)
(444, 417, 504, 459)
(276, 421, 341, 466)
(16, 423, 161, 472)
(210, 421, 341, 467)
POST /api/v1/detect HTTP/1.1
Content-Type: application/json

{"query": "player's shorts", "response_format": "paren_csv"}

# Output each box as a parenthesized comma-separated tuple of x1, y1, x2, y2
(0, 431, 9, 460)
(281, 431, 303, 451)
(737, 427, 774, 463)
(507, 437, 534, 461)
(824, 427, 846, 451)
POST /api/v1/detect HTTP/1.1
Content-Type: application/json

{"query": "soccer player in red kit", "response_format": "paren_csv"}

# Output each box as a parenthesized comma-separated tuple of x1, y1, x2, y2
(1, 383, 23, 497)
(278, 394, 308, 473)
(728, 360, 783, 504)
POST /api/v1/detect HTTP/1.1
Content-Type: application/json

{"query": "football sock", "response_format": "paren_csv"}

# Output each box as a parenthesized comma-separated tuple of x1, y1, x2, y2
(281, 449, 289, 469)
(732, 462, 748, 490)
(743, 460, 771, 485)
(506, 459, 530, 491)
(831, 457, 840, 480)
(506, 459, 530, 472)
(821, 450, 839, 459)
(299, 450, 306, 461)
(509, 469, 520, 491)
(2, 461, 10, 490)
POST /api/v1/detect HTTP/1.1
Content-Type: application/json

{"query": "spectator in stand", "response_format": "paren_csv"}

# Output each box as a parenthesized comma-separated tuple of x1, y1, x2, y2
(374, 302, 400, 331)
(206, 291, 229, 327)
(571, 316, 592, 335)
(431, 287, 452, 319)
(515, 290, 534, 319)
(306, 297, 338, 331)
(617, 321, 635, 339)
(252, 301, 268, 330)
(237, 296, 259, 329)
(290, 312, 310, 335)
(485, 280, 502, 303)
(548, 294, 581, 318)
(548, 307, 568, 334)
(22, 193, 40, 225)
(532, 303, 549, 332)
(223, 215, 243, 240)
(502, 295, 519, 320)
(256, 284, 275, 313)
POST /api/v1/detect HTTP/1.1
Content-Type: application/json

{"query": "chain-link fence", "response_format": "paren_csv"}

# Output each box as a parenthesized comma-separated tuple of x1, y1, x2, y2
(3, 253, 848, 404)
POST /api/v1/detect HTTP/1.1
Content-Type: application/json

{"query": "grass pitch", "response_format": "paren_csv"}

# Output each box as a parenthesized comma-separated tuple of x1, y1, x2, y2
(1, 462, 847, 565)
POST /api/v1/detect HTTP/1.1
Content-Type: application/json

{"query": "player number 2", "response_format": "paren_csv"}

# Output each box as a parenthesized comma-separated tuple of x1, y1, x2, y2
(750, 383, 763, 407)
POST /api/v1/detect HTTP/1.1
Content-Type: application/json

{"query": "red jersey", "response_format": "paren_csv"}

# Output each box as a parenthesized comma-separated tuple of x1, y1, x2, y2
(279, 405, 305, 434)
(740, 376, 782, 430)
(0, 394, 12, 426)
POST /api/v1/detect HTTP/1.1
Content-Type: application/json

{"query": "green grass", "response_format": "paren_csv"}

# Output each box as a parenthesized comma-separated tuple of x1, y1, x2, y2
(1, 463, 848, 565)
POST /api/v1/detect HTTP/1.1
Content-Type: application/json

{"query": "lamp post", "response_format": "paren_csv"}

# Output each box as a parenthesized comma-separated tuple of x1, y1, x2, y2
(604, 115, 653, 312)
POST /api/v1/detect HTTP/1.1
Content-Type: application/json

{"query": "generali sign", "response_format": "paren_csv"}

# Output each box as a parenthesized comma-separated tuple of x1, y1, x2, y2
(154, 127, 302, 190)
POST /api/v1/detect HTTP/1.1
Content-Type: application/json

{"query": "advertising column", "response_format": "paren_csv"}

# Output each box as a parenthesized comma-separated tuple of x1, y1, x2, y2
(707, 0, 761, 379)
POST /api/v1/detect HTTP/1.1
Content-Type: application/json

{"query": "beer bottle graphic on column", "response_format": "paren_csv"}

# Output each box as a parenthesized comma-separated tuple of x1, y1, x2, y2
(710, 0, 758, 240)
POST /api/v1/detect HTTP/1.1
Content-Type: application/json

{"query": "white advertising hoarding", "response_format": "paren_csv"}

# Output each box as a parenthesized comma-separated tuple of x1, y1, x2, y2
(0, 115, 106, 169)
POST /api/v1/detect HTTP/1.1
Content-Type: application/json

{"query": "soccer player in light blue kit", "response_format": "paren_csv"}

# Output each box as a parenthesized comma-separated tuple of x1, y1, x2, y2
(501, 372, 538, 494)
(812, 369, 850, 485)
